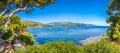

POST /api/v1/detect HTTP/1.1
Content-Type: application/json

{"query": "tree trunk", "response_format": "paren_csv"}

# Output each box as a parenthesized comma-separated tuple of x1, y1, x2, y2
(0, 21, 10, 38)
(0, 10, 15, 38)
(0, 9, 8, 17)
(0, 7, 28, 38)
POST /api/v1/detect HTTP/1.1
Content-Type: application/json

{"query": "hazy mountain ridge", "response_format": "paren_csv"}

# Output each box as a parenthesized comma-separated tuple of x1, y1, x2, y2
(22, 20, 95, 27)
(47, 22, 94, 26)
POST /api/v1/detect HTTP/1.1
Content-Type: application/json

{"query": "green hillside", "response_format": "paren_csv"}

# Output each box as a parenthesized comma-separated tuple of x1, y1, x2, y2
(22, 21, 95, 27)
(22, 20, 45, 27)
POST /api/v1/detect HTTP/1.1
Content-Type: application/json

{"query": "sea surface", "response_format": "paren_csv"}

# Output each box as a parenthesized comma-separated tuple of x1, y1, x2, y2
(27, 26, 109, 45)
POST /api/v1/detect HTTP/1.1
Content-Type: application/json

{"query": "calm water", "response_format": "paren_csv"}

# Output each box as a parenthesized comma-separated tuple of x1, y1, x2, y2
(27, 26, 109, 45)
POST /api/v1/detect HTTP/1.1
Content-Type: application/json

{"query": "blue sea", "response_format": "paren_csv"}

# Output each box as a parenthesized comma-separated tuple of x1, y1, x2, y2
(27, 26, 109, 45)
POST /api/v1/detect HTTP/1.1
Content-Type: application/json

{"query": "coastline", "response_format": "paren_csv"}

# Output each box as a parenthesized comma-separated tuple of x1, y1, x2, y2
(80, 36, 102, 45)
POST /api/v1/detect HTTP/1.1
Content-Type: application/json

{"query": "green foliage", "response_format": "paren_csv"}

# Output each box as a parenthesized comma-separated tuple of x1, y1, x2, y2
(1, 29, 14, 39)
(18, 32, 35, 45)
(107, 0, 120, 15)
(0, 14, 6, 21)
(10, 15, 21, 25)
(106, 0, 120, 41)
(1, 15, 26, 40)
(0, 15, 35, 45)
(0, 14, 6, 30)
(0, 0, 55, 14)
(83, 39, 120, 53)
(14, 41, 82, 53)
(106, 16, 120, 41)
(9, 15, 27, 32)
(13, 40, 120, 53)
(0, 24, 4, 30)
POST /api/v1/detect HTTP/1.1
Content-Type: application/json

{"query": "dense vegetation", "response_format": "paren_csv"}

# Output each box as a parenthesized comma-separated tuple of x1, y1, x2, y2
(106, 0, 120, 41)
(0, 15, 35, 45)
(0, 15, 35, 53)
(14, 41, 82, 53)
(12, 40, 120, 53)
(82, 39, 120, 53)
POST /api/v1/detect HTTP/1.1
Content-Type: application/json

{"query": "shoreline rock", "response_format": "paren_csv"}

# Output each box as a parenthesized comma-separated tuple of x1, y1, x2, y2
(80, 36, 102, 46)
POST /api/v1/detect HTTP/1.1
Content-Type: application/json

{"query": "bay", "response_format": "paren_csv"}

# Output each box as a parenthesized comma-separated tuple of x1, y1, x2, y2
(27, 26, 109, 45)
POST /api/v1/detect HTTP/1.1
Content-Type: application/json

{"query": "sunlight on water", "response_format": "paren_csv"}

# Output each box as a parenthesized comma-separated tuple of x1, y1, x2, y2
(27, 26, 108, 45)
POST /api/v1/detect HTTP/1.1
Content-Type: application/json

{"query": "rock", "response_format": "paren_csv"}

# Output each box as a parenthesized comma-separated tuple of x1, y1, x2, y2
(80, 36, 102, 46)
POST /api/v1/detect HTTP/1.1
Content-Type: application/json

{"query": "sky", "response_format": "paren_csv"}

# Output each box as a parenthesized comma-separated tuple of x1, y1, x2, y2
(19, 0, 110, 26)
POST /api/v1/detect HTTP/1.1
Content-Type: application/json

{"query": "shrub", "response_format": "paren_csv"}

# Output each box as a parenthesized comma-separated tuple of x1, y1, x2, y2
(17, 32, 35, 45)
(83, 39, 120, 53)
(13, 40, 120, 53)
(14, 41, 82, 53)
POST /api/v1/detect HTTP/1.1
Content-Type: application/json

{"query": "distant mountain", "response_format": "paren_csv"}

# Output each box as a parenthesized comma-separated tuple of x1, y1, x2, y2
(22, 20, 45, 27)
(22, 21, 95, 27)
(47, 22, 94, 26)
